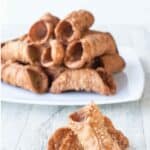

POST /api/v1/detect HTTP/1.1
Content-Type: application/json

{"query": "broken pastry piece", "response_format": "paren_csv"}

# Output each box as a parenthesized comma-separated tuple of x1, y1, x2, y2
(50, 68, 116, 95)
(47, 127, 83, 150)
(1, 40, 40, 64)
(65, 31, 118, 69)
(29, 12, 59, 44)
(69, 103, 129, 150)
(41, 40, 65, 67)
(55, 10, 94, 44)
(1, 62, 48, 93)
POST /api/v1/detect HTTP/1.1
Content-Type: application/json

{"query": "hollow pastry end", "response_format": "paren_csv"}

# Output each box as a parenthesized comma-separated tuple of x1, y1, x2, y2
(27, 44, 41, 64)
(65, 41, 86, 69)
(29, 20, 53, 44)
(26, 66, 48, 93)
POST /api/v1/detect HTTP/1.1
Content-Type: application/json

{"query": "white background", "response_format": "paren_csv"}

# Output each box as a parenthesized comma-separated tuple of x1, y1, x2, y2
(0, 0, 150, 25)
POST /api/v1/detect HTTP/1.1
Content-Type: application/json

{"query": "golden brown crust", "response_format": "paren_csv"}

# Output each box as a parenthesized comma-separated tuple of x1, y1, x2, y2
(47, 103, 129, 150)
(41, 40, 65, 67)
(104, 116, 129, 150)
(41, 12, 59, 27)
(96, 68, 116, 94)
(69, 103, 122, 150)
(65, 31, 117, 69)
(47, 127, 83, 150)
(85, 53, 125, 74)
(1, 40, 40, 64)
(55, 10, 94, 44)
(100, 54, 125, 73)
(1, 62, 48, 93)
(50, 68, 116, 95)
(29, 13, 59, 44)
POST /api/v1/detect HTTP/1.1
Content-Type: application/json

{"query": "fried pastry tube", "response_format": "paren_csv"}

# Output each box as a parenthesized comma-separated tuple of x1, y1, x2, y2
(69, 103, 123, 150)
(65, 31, 118, 69)
(41, 40, 65, 67)
(55, 10, 94, 44)
(50, 68, 116, 95)
(86, 54, 125, 73)
(47, 127, 83, 150)
(100, 54, 125, 73)
(1, 62, 48, 93)
(29, 13, 59, 44)
(1, 40, 40, 64)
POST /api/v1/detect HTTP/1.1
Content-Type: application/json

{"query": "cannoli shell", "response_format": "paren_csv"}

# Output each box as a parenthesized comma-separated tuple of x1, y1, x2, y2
(100, 54, 125, 73)
(1, 40, 40, 64)
(50, 68, 116, 95)
(85, 54, 125, 73)
(65, 31, 118, 69)
(69, 103, 121, 150)
(55, 10, 94, 44)
(1, 62, 48, 93)
(29, 13, 59, 44)
(41, 40, 65, 67)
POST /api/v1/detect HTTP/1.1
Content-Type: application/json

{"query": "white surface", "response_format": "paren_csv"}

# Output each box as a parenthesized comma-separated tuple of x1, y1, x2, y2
(1, 47, 144, 105)
(1, 26, 150, 150)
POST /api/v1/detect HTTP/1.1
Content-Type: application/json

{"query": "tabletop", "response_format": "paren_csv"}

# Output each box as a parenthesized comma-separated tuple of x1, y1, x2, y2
(1, 25, 150, 150)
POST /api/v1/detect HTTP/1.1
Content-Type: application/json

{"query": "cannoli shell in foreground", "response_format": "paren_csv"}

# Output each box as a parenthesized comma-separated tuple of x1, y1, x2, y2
(69, 103, 122, 150)
(65, 31, 118, 69)
(1, 62, 48, 93)
(50, 68, 116, 95)
(55, 10, 94, 44)
(29, 13, 59, 44)
(47, 127, 83, 150)
(1, 40, 40, 64)
(41, 40, 65, 67)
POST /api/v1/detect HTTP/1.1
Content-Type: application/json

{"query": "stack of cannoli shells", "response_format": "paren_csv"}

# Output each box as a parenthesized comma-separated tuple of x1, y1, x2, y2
(1, 10, 125, 94)
(47, 103, 129, 150)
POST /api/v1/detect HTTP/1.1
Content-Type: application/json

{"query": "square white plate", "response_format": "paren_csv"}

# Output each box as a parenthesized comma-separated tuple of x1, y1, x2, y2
(1, 46, 144, 105)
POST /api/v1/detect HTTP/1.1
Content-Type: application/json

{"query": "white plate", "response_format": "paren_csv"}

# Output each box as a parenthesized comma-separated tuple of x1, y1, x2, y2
(1, 47, 145, 105)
